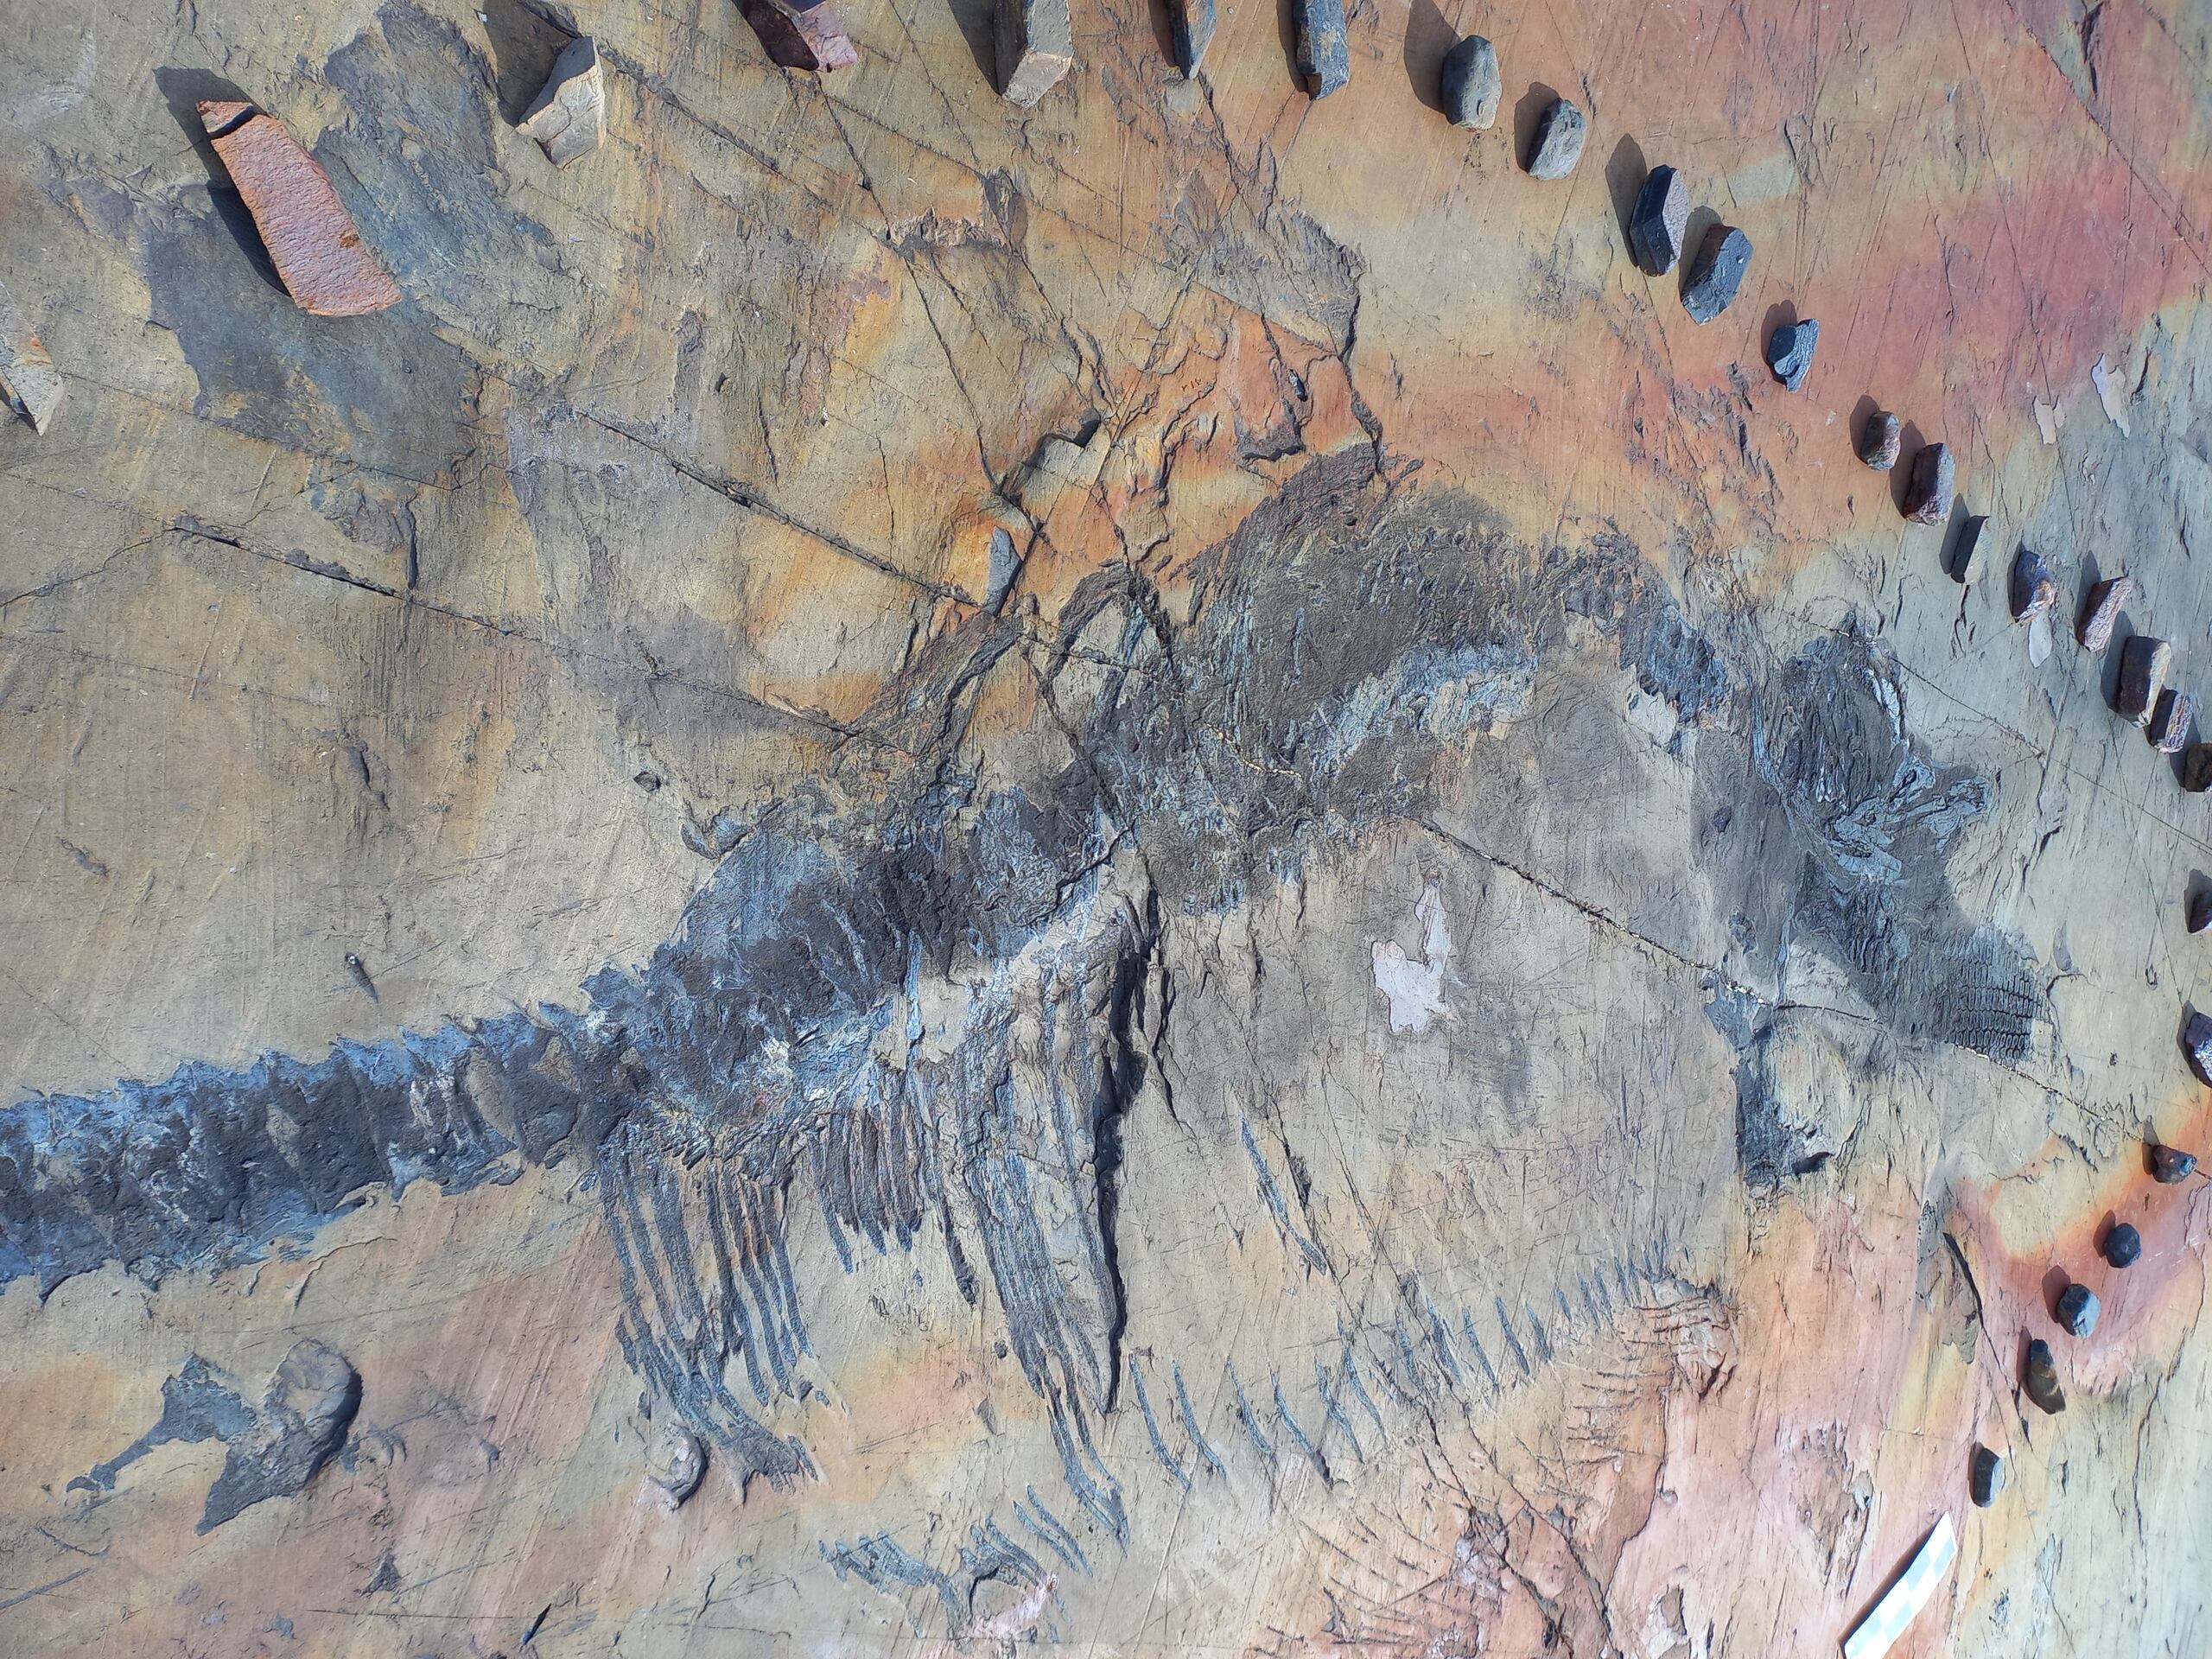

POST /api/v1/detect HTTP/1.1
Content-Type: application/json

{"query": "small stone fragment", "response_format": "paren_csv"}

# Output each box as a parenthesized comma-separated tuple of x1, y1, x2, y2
(1627, 164, 1688, 276)
(2077, 574, 2135, 650)
(518, 36, 605, 166)
(1681, 224, 1751, 323)
(1903, 443, 1955, 524)
(1949, 514, 1989, 584)
(740, 0, 861, 70)
(2151, 688, 2196, 753)
(1763, 318, 1818, 391)
(1968, 1444, 2005, 1507)
(2009, 547, 2056, 621)
(2183, 1008, 2212, 1085)
(2027, 610, 2053, 667)
(2117, 635, 2172, 726)
(2102, 1221, 2142, 1268)
(2023, 1338, 2065, 1414)
(2185, 745, 2212, 792)
(1171, 0, 1215, 74)
(2055, 1282, 2101, 1338)
(995, 0, 1071, 103)
(2191, 892, 2212, 935)
(1439, 35, 1499, 130)
(199, 101, 401, 316)
(1525, 99, 1586, 179)
(645, 1421, 706, 1509)
(2151, 1143, 2198, 1183)
(0, 280, 61, 435)
(1858, 409, 1901, 471)
(1294, 0, 1350, 98)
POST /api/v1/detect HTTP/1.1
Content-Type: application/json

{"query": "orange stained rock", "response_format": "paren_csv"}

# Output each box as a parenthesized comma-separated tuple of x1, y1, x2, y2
(198, 100, 400, 318)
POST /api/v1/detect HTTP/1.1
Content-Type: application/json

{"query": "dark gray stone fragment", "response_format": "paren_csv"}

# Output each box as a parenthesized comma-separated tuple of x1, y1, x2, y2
(1764, 318, 1818, 391)
(1858, 410, 1901, 470)
(2184, 1008, 2212, 1085)
(1295, 0, 1349, 97)
(2077, 574, 2134, 650)
(1948, 514, 1989, 583)
(1628, 165, 1688, 275)
(2185, 745, 2212, 792)
(1903, 443, 1955, 524)
(2102, 1221, 2142, 1268)
(2191, 892, 2212, 935)
(2151, 1143, 2198, 1183)
(2010, 547, 2056, 621)
(2151, 688, 2196, 753)
(2023, 1338, 2065, 1414)
(2056, 1282, 2101, 1338)
(1969, 1444, 2005, 1507)
(1439, 35, 1498, 129)
(2118, 634, 2172, 725)
(1681, 224, 1751, 322)
(1525, 99, 1586, 178)
(200, 1339, 361, 1532)
(1171, 0, 1214, 73)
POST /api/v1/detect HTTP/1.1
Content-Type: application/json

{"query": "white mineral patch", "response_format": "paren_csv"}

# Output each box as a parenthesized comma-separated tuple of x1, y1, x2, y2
(1372, 883, 1453, 1033)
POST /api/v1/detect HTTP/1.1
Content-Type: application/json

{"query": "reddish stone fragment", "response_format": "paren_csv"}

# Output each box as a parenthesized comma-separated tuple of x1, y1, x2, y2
(200, 102, 399, 317)
(2151, 688, 2196, 753)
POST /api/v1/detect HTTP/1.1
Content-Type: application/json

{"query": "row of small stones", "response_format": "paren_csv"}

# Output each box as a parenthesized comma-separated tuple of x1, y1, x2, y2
(1291, 22, 2212, 1519)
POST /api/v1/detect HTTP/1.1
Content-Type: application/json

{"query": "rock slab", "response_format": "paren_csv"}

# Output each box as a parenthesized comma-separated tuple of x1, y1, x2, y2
(1439, 35, 1499, 130)
(1526, 99, 1586, 178)
(2118, 634, 2172, 725)
(198, 102, 401, 316)
(1764, 317, 1818, 390)
(1628, 164, 1688, 275)
(2078, 574, 2134, 649)
(1296, 0, 1350, 98)
(996, 0, 1074, 105)
(1859, 409, 1900, 470)
(1903, 442, 1955, 524)
(1681, 224, 1751, 322)
(518, 36, 605, 166)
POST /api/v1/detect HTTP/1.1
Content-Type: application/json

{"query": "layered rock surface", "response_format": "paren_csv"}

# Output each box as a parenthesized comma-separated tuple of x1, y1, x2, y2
(3, 0, 2212, 1655)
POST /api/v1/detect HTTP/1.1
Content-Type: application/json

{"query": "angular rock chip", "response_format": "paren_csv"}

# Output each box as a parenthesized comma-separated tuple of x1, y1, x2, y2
(2117, 634, 2172, 726)
(1439, 35, 1499, 130)
(1171, 0, 1215, 74)
(2151, 1143, 2198, 1183)
(1627, 163, 1688, 276)
(2009, 547, 2056, 621)
(1764, 317, 1819, 391)
(645, 1422, 706, 1508)
(2186, 745, 2212, 792)
(1526, 98, 1586, 179)
(2191, 892, 2212, 935)
(1858, 409, 1900, 471)
(2023, 1338, 2065, 1414)
(2184, 1007, 2212, 1085)
(742, 0, 861, 71)
(518, 35, 606, 166)
(1295, 0, 1350, 98)
(1681, 224, 1751, 323)
(199, 101, 401, 316)
(2151, 688, 2196, 753)
(996, 0, 1072, 103)
(2077, 573, 2134, 650)
(0, 281, 61, 435)
(1948, 514, 1989, 584)
(1902, 442, 1955, 524)
(2102, 1221, 2142, 1268)
(2056, 1282, 2101, 1338)
(1968, 1444, 2005, 1507)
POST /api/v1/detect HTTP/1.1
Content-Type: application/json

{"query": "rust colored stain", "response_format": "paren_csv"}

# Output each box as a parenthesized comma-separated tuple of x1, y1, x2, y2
(199, 101, 400, 318)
